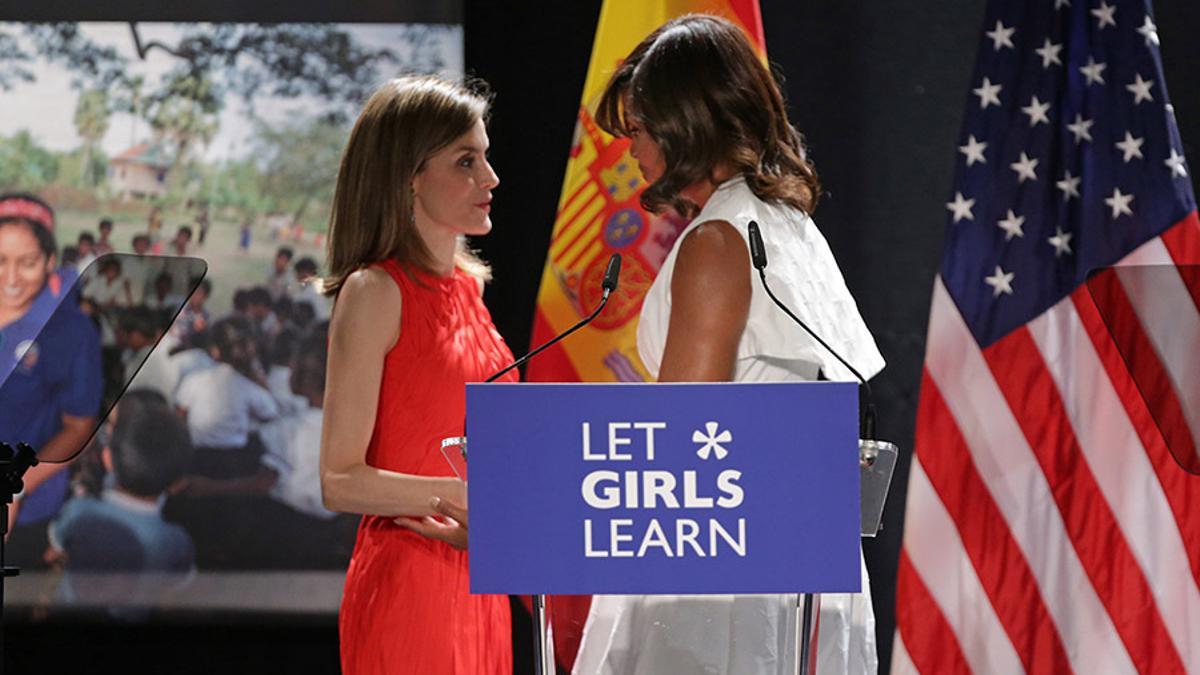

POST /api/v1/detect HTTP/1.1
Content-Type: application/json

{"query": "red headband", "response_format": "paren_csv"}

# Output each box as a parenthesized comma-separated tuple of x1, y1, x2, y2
(0, 198, 54, 231)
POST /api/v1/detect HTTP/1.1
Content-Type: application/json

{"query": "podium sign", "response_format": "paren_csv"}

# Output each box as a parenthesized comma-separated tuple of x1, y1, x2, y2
(467, 382, 861, 595)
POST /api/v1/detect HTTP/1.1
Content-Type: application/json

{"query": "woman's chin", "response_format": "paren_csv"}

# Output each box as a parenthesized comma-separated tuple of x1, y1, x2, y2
(463, 218, 493, 237)
(0, 298, 33, 316)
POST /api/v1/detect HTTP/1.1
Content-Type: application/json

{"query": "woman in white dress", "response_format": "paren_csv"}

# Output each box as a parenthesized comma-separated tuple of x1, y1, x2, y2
(572, 15, 885, 675)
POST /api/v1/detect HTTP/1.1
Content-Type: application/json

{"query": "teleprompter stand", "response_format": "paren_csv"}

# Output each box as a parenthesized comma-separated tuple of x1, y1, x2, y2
(0, 442, 38, 675)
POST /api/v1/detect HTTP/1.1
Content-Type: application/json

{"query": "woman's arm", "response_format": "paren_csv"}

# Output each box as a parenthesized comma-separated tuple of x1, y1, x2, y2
(656, 220, 752, 383)
(319, 266, 464, 517)
(11, 460, 71, 510)
(6, 416, 93, 533)
(37, 413, 99, 463)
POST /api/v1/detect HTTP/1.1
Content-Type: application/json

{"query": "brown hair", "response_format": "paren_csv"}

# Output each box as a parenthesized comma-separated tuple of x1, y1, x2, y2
(323, 76, 492, 297)
(596, 14, 821, 219)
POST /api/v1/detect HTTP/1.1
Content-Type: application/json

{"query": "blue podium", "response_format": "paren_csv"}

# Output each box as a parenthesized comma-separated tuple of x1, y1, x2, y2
(464, 381, 867, 673)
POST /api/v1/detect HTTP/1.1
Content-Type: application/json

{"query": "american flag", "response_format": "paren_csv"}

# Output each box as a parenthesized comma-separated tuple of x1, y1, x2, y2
(892, 0, 1200, 673)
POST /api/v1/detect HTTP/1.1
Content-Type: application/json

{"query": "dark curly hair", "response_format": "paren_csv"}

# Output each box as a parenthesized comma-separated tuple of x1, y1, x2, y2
(596, 14, 821, 219)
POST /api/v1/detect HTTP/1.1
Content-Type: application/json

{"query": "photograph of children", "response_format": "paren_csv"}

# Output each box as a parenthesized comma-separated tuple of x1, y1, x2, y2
(0, 19, 463, 619)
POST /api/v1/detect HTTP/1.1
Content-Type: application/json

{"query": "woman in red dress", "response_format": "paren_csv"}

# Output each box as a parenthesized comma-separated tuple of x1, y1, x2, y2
(319, 76, 513, 675)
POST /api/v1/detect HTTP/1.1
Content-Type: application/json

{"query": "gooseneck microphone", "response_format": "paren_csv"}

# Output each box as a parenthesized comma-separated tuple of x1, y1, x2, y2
(746, 221, 877, 440)
(486, 253, 622, 383)
(749, 220, 899, 675)
(480, 253, 620, 675)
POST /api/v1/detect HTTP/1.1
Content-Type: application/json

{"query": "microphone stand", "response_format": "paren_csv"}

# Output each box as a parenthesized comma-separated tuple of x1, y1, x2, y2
(747, 221, 894, 675)
(486, 278, 617, 384)
(474, 254, 622, 675)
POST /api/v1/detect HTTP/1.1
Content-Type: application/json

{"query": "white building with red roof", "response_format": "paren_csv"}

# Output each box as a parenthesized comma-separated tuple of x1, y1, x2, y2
(108, 142, 174, 201)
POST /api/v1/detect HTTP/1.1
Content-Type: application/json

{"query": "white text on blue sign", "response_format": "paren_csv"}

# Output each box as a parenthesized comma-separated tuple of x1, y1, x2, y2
(579, 421, 747, 559)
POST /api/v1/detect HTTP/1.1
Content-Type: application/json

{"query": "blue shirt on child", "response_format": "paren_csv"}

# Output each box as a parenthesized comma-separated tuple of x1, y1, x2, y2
(50, 489, 195, 613)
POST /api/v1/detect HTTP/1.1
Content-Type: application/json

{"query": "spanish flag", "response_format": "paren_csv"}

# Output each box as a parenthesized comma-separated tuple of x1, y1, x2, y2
(527, 0, 766, 385)
(528, 1, 765, 669)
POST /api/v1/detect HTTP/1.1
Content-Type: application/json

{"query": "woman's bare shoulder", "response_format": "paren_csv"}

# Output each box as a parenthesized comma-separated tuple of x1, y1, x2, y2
(332, 266, 402, 343)
(676, 220, 749, 279)
(339, 266, 401, 309)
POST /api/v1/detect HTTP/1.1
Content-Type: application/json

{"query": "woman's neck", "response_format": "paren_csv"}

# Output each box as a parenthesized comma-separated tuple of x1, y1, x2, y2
(427, 242, 456, 277)
(0, 307, 23, 329)
(679, 164, 737, 213)
(414, 222, 457, 277)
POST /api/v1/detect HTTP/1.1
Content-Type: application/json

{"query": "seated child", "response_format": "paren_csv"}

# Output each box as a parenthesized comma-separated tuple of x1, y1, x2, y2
(174, 316, 278, 470)
(264, 327, 306, 416)
(48, 398, 195, 618)
(259, 322, 334, 519)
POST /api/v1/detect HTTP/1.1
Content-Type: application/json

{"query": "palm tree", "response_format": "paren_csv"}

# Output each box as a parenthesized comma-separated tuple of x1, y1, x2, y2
(112, 75, 146, 149)
(73, 88, 111, 186)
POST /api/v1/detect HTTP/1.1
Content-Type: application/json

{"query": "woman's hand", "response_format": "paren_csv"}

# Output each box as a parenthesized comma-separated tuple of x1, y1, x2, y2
(394, 494, 469, 550)
(5, 499, 18, 540)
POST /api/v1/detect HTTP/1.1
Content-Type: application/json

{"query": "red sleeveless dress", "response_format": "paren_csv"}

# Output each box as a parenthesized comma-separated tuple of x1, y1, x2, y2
(339, 260, 515, 675)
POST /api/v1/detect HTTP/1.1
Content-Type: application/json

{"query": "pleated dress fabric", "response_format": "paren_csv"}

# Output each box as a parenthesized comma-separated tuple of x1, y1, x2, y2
(338, 260, 515, 675)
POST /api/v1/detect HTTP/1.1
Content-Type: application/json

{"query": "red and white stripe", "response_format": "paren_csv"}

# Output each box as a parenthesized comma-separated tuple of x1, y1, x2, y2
(895, 218, 1200, 674)
(1116, 237, 1200, 463)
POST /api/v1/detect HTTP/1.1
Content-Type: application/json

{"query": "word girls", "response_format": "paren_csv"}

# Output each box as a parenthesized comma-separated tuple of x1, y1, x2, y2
(579, 421, 747, 559)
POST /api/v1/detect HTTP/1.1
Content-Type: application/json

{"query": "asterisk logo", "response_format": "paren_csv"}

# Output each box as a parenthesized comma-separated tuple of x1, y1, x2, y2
(693, 422, 732, 460)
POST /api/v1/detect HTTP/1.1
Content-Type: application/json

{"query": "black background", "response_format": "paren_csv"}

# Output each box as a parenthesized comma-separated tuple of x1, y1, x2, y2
(468, 2, 1199, 673)
(3, 1, 1199, 673)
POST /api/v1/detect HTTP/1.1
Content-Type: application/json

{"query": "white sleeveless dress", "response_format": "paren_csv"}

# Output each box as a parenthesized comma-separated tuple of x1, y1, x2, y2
(572, 177, 885, 675)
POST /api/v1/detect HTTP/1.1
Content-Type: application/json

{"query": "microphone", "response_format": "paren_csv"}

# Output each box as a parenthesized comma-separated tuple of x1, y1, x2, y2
(746, 221, 877, 440)
(601, 253, 622, 293)
(486, 253, 622, 383)
(476, 256, 623, 675)
(748, 222, 768, 270)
